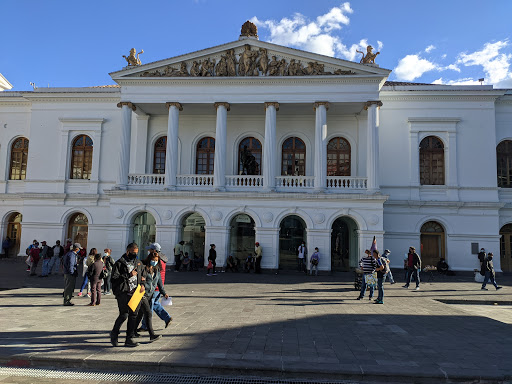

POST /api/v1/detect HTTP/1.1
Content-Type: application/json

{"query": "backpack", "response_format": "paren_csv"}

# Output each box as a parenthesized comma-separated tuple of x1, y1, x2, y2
(46, 247, 54, 258)
(311, 258, 318, 266)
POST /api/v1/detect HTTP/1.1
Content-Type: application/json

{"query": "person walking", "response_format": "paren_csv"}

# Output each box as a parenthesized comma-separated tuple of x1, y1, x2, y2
(2, 236, 11, 257)
(139, 243, 173, 332)
(88, 253, 104, 306)
(208, 244, 217, 275)
(381, 249, 396, 284)
(49, 240, 65, 275)
(102, 249, 114, 295)
(62, 243, 81, 306)
(357, 249, 377, 300)
(28, 242, 41, 276)
(297, 241, 307, 273)
(173, 241, 184, 272)
(254, 242, 262, 274)
(39, 241, 53, 277)
(309, 247, 320, 276)
(481, 252, 503, 291)
(374, 250, 386, 304)
(111, 243, 145, 348)
(403, 246, 422, 290)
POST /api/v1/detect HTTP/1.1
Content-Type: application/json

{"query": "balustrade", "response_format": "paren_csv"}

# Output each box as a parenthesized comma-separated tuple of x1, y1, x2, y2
(225, 175, 264, 187)
(326, 176, 367, 189)
(127, 174, 165, 186)
(177, 174, 214, 187)
(276, 176, 315, 189)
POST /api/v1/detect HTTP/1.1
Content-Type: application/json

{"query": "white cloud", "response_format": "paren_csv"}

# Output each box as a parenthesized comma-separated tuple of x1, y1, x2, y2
(252, 3, 382, 61)
(425, 45, 436, 53)
(432, 77, 480, 85)
(457, 40, 512, 87)
(394, 54, 437, 81)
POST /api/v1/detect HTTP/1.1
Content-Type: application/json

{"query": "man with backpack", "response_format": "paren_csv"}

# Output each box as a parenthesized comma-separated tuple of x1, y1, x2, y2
(481, 252, 502, 291)
(309, 247, 320, 276)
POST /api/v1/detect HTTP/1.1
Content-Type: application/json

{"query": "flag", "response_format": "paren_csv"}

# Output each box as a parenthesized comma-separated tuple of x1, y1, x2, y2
(370, 236, 377, 253)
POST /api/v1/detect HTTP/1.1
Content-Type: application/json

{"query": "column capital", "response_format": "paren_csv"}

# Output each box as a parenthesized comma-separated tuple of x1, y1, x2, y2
(117, 101, 136, 111)
(313, 101, 329, 111)
(214, 102, 230, 111)
(166, 102, 183, 111)
(264, 102, 280, 111)
(364, 100, 383, 110)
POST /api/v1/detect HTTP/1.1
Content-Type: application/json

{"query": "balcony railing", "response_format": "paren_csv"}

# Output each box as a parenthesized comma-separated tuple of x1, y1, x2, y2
(126, 174, 368, 193)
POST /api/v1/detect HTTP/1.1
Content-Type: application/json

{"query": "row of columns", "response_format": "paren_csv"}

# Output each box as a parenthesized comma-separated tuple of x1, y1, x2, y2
(116, 100, 382, 191)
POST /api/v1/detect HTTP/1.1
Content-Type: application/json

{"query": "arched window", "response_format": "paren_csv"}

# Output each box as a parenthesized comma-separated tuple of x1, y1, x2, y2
(67, 213, 88, 251)
(327, 137, 351, 176)
(196, 137, 215, 174)
(238, 137, 262, 175)
(420, 221, 445, 266)
(9, 137, 29, 180)
(419, 136, 444, 185)
(153, 136, 167, 174)
(70, 135, 93, 180)
(497, 140, 512, 188)
(281, 137, 306, 176)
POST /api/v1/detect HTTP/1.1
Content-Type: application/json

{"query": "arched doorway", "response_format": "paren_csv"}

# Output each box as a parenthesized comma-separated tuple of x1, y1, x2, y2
(229, 214, 255, 262)
(279, 215, 306, 270)
(331, 216, 359, 271)
(420, 221, 445, 266)
(181, 213, 206, 264)
(500, 224, 512, 272)
(131, 212, 156, 259)
(6, 212, 22, 257)
(68, 213, 89, 251)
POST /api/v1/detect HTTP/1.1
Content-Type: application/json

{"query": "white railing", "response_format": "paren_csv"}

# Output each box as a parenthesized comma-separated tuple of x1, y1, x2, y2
(127, 174, 165, 186)
(327, 176, 367, 190)
(225, 175, 264, 187)
(177, 174, 214, 187)
(276, 176, 315, 189)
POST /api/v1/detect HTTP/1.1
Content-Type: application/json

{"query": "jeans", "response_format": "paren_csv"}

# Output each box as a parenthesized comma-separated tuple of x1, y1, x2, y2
(103, 274, 112, 293)
(142, 291, 171, 329)
(377, 276, 384, 301)
(384, 270, 394, 283)
(80, 274, 89, 293)
(310, 264, 318, 276)
(41, 258, 50, 276)
(298, 258, 305, 272)
(482, 271, 498, 289)
(63, 273, 76, 304)
(112, 292, 141, 341)
(359, 274, 375, 298)
(48, 256, 61, 274)
(405, 268, 420, 287)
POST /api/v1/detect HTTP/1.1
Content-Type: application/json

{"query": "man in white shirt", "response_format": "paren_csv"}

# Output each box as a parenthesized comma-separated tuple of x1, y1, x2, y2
(297, 241, 307, 273)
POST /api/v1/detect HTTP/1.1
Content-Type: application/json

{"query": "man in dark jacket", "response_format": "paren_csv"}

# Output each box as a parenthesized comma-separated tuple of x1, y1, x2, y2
(62, 243, 81, 306)
(110, 243, 146, 348)
(403, 246, 422, 290)
(481, 252, 502, 291)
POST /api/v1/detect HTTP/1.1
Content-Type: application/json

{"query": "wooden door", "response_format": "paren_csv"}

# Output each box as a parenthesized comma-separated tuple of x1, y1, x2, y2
(500, 225, 512, 272)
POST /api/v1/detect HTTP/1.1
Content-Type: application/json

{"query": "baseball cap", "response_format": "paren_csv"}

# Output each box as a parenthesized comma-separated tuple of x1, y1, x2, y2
(73, 243, 83, 250)
(148, 243, 162, 252)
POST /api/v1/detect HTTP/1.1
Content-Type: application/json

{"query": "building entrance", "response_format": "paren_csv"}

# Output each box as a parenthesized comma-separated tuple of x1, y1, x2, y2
(420, 221, 445, 267)
(68, 213, 88, 251)
(229, 214, 255, 262)
(279, 215, 306, 270)
(500, 224, 512, 272)
(331, 216, 358, 271)
(6, 212, 22, 257)
(131, 212, 156, 259)
(181, 213, 206, 265)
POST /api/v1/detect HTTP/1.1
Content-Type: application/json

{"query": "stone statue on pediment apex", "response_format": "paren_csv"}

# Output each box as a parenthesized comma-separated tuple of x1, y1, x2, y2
(123, 48, 144, 66)
(356, 45, 380, 64)
(190, 61, 201, 77)
(240, 20, 258, 38)
(226, 49, 237, 76)
(257, 48, 269, 75)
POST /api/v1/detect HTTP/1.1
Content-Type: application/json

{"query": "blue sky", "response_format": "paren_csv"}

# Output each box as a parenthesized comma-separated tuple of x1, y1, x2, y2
(1, 0, 511, 90)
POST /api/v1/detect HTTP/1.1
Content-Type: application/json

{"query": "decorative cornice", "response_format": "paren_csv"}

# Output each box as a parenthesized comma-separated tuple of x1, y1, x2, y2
(117, 101, 136, 111)
(264, 102, 280, 111)
(214, 102, 230, 111)
(166, 102, 183, 111)
(313, 101, 329, 111)
(363, 100, 383, 110)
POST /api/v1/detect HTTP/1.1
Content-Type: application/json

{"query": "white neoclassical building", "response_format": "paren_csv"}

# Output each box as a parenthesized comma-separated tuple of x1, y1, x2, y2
(1, 25, 511, 272)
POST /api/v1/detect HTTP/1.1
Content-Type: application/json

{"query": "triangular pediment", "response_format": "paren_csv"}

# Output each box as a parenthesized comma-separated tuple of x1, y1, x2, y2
(110, 39, 391, 81)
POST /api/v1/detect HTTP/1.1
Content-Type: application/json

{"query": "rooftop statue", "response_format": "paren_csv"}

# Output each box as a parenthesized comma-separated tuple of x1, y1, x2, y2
(356, 45, 379, 64)
(240, 20, 258, 38)
(123, 48, 144, 66)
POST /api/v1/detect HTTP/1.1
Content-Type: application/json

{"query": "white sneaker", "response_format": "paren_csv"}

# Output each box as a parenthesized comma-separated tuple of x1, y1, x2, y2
(415, 287, 420, 291)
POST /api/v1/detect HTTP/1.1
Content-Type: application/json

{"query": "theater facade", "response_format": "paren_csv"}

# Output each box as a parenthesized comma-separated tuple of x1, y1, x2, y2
(1, 25, 511, 272)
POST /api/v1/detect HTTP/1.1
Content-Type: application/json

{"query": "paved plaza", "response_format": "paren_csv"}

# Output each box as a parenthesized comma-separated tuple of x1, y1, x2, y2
(0, 258, 511, 383)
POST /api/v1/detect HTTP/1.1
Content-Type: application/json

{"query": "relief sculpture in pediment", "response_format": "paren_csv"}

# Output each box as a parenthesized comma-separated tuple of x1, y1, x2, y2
(136, 44, 358, 78)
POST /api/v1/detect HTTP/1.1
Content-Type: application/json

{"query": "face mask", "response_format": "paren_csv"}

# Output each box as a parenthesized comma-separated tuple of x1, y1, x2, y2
(488, 256, 493, 259)
(127, 252, 137, 259)
(103, 253, 109, 257)
(150, 260, 158, 267)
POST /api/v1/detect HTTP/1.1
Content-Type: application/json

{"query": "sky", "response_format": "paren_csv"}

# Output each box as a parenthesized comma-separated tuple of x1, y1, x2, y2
(1, 0, 512, 91)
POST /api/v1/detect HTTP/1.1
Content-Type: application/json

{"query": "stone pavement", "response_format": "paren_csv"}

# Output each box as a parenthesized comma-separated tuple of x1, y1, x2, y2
(0, 258, 511, 383)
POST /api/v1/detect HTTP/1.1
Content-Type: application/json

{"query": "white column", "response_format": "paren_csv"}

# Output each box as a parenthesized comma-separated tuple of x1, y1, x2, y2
(165, 102, 182, 189)
(213, 102, 230, 191)
(314, 102, 329, 191)
(365, 101, 382, 192)
(446, 131, 459, 200)
(133, 115, 149, 174)
(263, 102, 279, 191)
(255, 227, 280, 270)
(116, 102, 135, 188)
